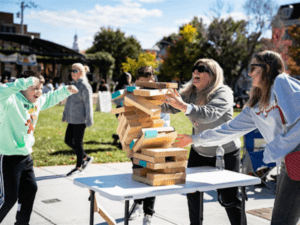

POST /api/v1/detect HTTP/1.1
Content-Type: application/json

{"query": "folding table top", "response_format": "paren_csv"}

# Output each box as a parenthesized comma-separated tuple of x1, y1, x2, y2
(74, 166, 261, 201)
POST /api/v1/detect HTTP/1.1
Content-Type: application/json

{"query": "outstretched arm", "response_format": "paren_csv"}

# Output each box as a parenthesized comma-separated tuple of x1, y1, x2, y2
(0, 77, 39, 102)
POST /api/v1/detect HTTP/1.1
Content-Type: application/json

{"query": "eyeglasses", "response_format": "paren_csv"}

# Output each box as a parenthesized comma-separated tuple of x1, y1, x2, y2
(250, 64, 266, 73)
(70, 69, 79, 73)
(192, 65, 211, 74)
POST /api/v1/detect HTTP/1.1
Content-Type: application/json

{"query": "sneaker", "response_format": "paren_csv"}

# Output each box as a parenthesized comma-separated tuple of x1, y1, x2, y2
(143, 214, 152, 225)
(66, 167, 84, 176)
(82, 156, 94, 170)
(129, 204, 142, 220)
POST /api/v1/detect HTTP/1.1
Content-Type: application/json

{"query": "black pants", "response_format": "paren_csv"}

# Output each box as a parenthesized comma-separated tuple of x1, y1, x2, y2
(65, 123, 87, 168)
(131, 159, 155, 215)
(0, 155, 38, 225)
(187, 147, 246, 225)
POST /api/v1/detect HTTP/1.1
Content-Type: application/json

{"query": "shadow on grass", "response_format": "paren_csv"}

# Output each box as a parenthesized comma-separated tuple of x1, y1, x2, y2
(50, 148, 119, 156)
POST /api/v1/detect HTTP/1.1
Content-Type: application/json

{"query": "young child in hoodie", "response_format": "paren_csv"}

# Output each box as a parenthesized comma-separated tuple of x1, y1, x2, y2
(0, 71, 78, 225)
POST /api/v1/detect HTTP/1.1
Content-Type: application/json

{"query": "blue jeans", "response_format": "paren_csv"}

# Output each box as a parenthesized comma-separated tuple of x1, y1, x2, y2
(271, 162, 300, 225)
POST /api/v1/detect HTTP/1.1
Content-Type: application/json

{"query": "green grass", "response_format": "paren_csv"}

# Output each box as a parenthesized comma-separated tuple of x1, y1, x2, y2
(32, 105, 243, 167)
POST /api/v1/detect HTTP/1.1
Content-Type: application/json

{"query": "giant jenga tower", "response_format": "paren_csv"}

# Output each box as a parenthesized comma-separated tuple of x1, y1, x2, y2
(111, 82, 188, 186)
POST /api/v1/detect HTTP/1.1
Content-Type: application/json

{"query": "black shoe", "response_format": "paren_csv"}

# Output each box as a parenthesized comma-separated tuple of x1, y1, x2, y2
(82, 156, 94, 170)
(66, 167, 84, 176)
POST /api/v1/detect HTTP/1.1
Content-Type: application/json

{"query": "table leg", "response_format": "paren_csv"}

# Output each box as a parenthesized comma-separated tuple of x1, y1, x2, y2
(125, 200, 129, 225)
(199, 191, 204, 225)
(241, 186, 246, 225)
(90, 190, 95, 225)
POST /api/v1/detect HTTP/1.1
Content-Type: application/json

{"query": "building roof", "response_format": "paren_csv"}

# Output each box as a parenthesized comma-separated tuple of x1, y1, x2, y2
(279, 3, 300, 20)
(0, 33, 85, 59)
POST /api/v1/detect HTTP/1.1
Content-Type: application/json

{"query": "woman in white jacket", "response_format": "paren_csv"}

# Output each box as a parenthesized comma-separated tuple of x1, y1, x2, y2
(174, 50, 300, 225)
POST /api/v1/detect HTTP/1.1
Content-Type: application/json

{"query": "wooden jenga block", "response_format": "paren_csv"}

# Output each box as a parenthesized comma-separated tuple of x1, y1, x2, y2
(117, 114, 125, 134)
(158, 167, 186, 174)
(131, 131, 177, 152)
(122, 122, 142, 144)
(133, 152, 165, 163)
(141, 147, 188, 157)
(111, 89, 127, 100)
(133, 89, 171, 97)
(110, 106, 136, 115)
(140, 119, 164, 128)
(133, 158, 187, 169)
(132, 173, 186, 186)
(147, 172, 186, 181)
(124, 95, 161, 117)
(124, 112, 151, 124)
(135, 81, 178, 89)
(167, 155, 188, 162)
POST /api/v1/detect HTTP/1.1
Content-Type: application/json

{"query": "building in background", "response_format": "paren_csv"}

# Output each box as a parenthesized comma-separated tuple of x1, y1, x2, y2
(0, 12, 40, 38)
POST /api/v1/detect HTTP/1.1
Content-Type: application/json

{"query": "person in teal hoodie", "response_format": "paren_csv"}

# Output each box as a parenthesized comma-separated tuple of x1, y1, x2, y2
(0, 70, 78, 225)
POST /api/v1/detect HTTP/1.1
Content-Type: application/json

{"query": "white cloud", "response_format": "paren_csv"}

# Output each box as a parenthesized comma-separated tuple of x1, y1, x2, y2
(221, 12, 247, 21)
(28, 2, 162, 33)
(152, 27, 178, 37)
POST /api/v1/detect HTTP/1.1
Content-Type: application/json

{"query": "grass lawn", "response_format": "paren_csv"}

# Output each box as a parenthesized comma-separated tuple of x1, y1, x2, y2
(32, 105, 243, 167)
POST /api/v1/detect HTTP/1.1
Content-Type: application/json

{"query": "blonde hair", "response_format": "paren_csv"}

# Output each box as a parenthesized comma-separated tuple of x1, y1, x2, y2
(180, 58, 224, 105)
(72, 63, 89, 79)
(246, 50, 286, 110)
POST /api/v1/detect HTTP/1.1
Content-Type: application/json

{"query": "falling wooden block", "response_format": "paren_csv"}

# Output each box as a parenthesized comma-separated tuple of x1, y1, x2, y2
(89, 190, 116, 225)
(141, 147, 188, 157)
(133, 89, 171, 97)
(135, 81, 178, 89)
(133, 158, 187, 169)
(132, 131, 177, 152)
(124, 95, 161, 117)
(110, 106, 136, 115)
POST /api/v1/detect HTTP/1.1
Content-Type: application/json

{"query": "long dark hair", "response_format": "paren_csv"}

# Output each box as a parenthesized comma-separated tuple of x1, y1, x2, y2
(246, 51, 285, 109)
(115, 72, 131, 91)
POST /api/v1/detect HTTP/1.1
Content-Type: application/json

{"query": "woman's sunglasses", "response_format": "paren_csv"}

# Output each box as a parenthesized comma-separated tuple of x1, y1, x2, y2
(192, 65, 211, 74)
(250, 64, 266, 73)
(70, 69, 79, 73)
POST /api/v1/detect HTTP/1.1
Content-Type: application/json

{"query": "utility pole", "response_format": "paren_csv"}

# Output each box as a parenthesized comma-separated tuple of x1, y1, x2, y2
(17, 1, 37, 35)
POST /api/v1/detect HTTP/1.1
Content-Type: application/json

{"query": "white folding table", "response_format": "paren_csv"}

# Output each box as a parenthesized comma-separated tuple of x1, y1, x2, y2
(73, 166, 261, 225)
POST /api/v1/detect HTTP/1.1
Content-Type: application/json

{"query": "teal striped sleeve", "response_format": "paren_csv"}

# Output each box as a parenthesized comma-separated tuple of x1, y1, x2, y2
(40, 86, 71, 111)
(0, 77, 34, 102)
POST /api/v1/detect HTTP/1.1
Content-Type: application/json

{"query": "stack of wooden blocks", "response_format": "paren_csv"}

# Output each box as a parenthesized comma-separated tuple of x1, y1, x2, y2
(111, 81, 189, 186)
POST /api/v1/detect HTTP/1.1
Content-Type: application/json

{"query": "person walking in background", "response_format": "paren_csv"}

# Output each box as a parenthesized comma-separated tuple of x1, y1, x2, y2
(129, 66, 170, 225)
(112, 72, 132, 146)
(174, 51, 300, 225)
(0, 71, 78, 224)
(160, 59, 245, 225)
(99, 79, 108, 92)
(63, 63, 94, 176)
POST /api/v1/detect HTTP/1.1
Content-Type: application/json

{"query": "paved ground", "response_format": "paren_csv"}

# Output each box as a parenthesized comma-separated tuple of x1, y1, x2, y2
(3, 162, 280, 225)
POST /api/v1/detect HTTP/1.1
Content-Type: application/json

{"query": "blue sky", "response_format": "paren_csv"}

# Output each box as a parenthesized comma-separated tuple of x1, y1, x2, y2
(1, 0, 295, 51)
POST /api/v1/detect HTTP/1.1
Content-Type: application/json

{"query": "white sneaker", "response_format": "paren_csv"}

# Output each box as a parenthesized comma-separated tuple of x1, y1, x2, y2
(66, 167, 84, 176)
(129, 204, 142, 220)
(143, 214, 152, 225)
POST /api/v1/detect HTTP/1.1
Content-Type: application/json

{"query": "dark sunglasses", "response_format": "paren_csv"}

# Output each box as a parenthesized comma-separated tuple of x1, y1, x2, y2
(192, 65, 211, 74)
(70, 69, 79, 73)
(250, 64, 266, 73)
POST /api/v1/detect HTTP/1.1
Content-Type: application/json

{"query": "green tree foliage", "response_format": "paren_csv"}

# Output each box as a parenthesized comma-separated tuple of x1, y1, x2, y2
(86, 27, 142, 79)
(85, 51, 115, 79)
(122, 51, 159, 78)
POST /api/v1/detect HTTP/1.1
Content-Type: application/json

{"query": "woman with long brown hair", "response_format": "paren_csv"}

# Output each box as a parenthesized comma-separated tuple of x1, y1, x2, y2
(175, 50, 300, 225)
(161, 58, 244, 225)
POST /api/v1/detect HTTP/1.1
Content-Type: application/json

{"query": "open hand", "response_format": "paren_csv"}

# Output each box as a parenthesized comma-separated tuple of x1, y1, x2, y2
(172, 134, 193, 148)
(31, 77, 40, 87)
(164, 89, 187, 112)
(66, 85, 78, 94)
